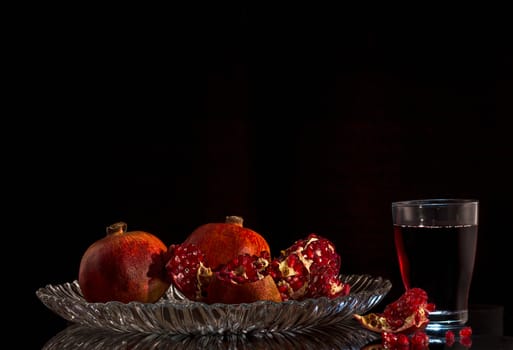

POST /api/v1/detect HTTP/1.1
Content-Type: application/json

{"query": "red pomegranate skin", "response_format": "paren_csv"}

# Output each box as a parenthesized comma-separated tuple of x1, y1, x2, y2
(78, 222, 170, 304)
(183, 216, 270, 270)
(206, 275, 282, 304)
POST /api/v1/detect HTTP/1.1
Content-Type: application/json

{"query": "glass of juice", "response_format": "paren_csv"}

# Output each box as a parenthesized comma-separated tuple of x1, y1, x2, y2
(391, 198, 479, 336)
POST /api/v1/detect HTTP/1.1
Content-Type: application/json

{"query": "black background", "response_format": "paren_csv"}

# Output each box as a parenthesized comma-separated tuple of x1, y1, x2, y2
(10, 5, 512, 348)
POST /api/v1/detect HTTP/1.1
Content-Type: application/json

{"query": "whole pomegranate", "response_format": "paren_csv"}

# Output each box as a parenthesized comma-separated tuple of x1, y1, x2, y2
(353, 287, 436, 334)
(78, 222, 170, 304)
(183, 216, 270, 270)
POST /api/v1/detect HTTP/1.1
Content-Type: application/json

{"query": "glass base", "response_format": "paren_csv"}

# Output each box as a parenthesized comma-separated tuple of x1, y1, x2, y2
(425, 310, 469, 337)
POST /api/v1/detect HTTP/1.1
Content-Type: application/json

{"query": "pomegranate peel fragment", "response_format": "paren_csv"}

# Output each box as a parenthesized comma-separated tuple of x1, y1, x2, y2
(353, 287, 435, 334)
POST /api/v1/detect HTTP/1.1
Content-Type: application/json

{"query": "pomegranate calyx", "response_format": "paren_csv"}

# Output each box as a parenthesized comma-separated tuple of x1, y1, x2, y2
(106, 221, 128, 236)
(225, 215, 244, 227)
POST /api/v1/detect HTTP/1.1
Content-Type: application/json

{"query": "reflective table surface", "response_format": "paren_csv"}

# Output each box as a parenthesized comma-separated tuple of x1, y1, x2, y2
(43, 321, 375, 349)
(42, 320, 512, 350)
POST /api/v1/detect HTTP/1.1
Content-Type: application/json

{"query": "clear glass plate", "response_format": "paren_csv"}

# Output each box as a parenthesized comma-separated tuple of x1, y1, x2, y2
(36, 274, 391, 335)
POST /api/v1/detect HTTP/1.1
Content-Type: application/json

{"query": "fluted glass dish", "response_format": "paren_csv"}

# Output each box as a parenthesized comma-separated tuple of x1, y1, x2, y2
(36, 274, 391, 335)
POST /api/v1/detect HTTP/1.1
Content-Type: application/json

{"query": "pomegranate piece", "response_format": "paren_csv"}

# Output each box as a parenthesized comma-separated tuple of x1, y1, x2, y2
(306, 265, 351, 299)
(206, 251, 282, 304)
(207, 275, 281, 304)
(165, 243, 213, 301)
(269, 250, 310, 300)
(353, 287, 436, 334)
(269, 233, 350, 301)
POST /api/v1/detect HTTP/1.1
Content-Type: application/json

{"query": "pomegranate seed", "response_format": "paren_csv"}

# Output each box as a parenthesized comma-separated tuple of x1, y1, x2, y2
(459, 326, 472, 337)
(457, 326, 473, 348)
(381, 332, 400, 347)
(396, 333, 410, 346)
(445, 330, 455, 346)
(460, 335, 473, 348)
(410, 330, 429, 348)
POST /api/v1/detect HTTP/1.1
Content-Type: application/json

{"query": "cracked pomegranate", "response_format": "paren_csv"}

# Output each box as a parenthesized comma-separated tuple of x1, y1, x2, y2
(353, 287, 435, 334)
(78, 222, 170, 303)
(269, 233, 350, 301)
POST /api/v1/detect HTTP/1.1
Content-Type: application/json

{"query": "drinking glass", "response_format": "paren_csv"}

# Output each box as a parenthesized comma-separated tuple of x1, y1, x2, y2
(391, 199, 479, 335)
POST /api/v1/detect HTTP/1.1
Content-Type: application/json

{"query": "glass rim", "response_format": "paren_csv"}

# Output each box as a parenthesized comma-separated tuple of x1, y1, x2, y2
(392, 198, 479, 208)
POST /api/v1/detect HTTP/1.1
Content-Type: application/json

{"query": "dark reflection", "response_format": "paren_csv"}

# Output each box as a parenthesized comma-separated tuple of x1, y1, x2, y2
(361, 334, 513, 350)
(43, 321, 380, 350)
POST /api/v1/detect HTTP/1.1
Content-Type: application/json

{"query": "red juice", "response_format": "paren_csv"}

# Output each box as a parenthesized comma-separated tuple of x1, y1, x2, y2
(394, 225, 478, 312)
